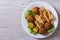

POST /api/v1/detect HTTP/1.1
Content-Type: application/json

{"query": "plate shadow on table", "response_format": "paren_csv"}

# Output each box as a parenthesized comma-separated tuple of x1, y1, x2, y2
(36, 9, 60, 40)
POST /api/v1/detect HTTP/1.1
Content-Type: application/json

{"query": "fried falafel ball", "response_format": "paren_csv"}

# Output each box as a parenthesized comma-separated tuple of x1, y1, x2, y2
(39, 27, 46, 34)
(32, 7, 39, 14)
(45, 22, 51, 30)
(27, 15, 35, 22)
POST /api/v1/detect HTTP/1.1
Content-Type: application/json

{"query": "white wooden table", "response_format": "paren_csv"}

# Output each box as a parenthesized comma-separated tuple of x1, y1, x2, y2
(0, 0, 60, 40)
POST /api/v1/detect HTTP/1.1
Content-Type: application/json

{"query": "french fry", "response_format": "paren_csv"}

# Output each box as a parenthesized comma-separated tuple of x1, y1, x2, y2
(34, 21, 41, 28)
(47, 10, 54, 20)
(40, 6, 46, 12)
(35, 15, 44, 24)
(43, 11, 49, 22)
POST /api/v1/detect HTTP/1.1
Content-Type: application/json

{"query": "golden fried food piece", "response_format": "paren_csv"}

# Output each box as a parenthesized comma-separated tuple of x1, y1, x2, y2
(39, 27, 46, 34)
(43, 11, 49, 22)
(45, 22, 51, 30)
(35, 15, 44, 24)
(39, 7, 46, 15)
(27, 15, 35, 22)
(32, 7, 39, 14)
(40, 7, 46, 12)
(34, 20, 41, 28)
(47, 10, 54, 20)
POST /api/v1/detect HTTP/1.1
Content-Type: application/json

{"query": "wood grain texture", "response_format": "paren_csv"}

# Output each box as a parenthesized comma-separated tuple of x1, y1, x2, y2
(0, 0, 60, 40)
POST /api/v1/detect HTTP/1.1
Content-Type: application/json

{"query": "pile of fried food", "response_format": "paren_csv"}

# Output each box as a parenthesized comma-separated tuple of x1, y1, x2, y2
(25, 6, 54, 35)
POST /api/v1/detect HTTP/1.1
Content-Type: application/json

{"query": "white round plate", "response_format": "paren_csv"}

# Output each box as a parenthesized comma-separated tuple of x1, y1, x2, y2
(21, 1, 58, 38)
